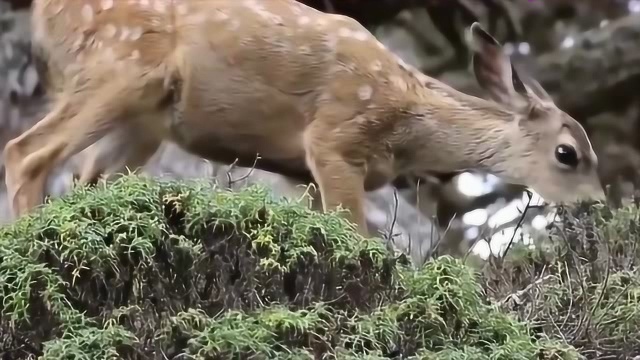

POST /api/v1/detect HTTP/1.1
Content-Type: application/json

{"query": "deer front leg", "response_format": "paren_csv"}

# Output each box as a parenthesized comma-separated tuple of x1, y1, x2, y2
(304, 130, 368, 236)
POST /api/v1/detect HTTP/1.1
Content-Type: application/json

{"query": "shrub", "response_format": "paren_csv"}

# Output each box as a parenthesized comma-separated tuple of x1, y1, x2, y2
(482, 201, 640, 359)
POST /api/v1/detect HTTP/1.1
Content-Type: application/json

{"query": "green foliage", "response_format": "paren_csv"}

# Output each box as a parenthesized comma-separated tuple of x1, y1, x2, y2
(0, 175, 577, 358)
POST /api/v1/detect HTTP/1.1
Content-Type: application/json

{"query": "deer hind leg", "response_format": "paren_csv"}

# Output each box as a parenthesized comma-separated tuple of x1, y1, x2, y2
(74, 123, 161, 187)
(303, 125, 368, 236)
(4, 78, 151, 218)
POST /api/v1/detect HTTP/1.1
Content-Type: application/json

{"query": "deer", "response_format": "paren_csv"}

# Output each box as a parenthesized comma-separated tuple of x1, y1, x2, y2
(6, 0, 604, 237)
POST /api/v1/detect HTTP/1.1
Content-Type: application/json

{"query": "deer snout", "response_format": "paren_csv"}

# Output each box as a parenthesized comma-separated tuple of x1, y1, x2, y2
(528, 174, 605, 206)
(561, 177, 606, 204)
(576, 179, 606, 203)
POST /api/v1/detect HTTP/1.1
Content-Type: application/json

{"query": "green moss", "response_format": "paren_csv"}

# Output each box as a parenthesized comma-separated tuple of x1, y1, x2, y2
(0, 175, 577, 359)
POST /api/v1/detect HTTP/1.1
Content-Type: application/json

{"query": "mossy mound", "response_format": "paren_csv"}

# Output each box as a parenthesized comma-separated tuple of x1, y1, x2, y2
(0, 175, 577, 359)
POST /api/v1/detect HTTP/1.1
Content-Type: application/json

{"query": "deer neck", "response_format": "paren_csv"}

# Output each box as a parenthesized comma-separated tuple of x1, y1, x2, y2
(394, 92, 526, 180)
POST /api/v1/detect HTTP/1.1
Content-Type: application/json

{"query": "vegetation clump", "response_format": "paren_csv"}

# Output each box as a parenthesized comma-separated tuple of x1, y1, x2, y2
(482, 200, 640, 359)
(0, 175, 580, 359)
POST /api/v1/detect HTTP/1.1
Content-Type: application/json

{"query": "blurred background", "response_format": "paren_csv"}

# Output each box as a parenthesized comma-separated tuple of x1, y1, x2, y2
(2, 0, 640, 265)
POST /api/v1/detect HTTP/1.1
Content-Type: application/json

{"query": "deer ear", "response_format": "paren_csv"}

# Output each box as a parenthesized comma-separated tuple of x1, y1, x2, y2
(521, 75, 554, 104)
(467, 22, 528, 110)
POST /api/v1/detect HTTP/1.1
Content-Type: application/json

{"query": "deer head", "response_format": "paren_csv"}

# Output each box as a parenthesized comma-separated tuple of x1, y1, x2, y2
(463, 22, 604, 204)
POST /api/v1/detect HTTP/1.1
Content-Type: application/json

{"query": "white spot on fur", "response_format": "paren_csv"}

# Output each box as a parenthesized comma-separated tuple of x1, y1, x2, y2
(101, 0, 114, 10)
(353, 31, 369, 41)
(153, 0, 167, 13)
(325, 34, 338, 50)
(358, 85, 373, 100)
(229, 20, 241, 31)
(434, 89, 451, 98)
(177, 3, 188, 15)
(103, 24, 117, 38)
(370, 60, 382, 72)
(316, 18, 327, 27)
(81, 4, 94, 23)
(338, 28, 352, 37)
(299, 45, 311, 53)
(298, 16, 310, 25)
(119, 27, 131, 41)
(103, 47, 116, 62)
(129, 27, 143, 41)
(390, 75, 407, 92)
(130, 50, 141, 60)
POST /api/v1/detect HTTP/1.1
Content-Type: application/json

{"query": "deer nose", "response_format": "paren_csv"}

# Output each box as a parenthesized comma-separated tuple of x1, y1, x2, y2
(578, 181, 606, 202)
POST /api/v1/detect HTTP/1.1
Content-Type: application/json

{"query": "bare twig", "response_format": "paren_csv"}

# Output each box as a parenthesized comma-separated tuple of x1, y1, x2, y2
(585, 230, 611, 338)
(430, 212, 458, 258)
(386, 188, 400, 243)
(500, 273, 555, 307)
(225, 155, 261, 189)
(560, 261, 575, 331)
(502, 190, 533, 258)
(553, 217, 591, 343)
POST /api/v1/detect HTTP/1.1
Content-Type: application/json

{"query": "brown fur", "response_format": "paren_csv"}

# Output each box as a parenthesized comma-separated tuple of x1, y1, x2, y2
(5, 0, 604, 236)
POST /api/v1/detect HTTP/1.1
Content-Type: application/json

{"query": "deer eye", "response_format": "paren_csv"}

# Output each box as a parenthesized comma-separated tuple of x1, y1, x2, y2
(555, 144, 578, 168)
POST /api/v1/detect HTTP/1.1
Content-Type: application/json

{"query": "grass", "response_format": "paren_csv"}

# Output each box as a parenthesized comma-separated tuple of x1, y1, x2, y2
(0, 175, 584, 358)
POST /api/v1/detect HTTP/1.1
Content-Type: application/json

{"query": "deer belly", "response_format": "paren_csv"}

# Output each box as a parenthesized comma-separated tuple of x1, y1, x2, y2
(169, 128, 313, 184)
